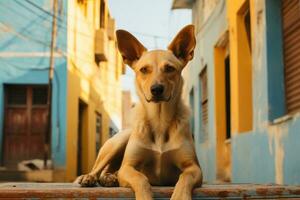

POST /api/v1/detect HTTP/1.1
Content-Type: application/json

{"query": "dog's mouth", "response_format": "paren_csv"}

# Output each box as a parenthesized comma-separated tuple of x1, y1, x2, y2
(145, 95, 172, 103)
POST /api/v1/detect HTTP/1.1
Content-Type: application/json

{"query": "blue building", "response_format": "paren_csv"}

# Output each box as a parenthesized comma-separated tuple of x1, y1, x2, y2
(0, 0, 123, 182)
(0, 0, 68, 181)
(172, 0, 300, 184)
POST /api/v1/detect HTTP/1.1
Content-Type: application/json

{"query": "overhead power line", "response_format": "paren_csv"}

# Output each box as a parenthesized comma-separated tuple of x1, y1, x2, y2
(24, 0, 64, 22)
(22, 0, 170, 40)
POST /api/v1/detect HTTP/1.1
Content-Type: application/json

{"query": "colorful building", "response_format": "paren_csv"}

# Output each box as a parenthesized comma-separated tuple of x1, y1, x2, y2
(172, 0, 300, 184)
(0, 0, 124, 182)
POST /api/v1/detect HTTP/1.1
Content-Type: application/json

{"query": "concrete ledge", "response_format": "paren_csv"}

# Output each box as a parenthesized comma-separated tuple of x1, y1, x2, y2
(0, 170, 66, 182)
(0, 183, 300, 199)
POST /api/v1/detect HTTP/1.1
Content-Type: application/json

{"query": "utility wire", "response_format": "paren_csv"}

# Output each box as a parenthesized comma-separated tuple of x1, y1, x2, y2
(24, 0, 64, 23)
(0, 23, 124, 89)
(2, 0, 169, 53)
(23, 0, 169, 40)
(4, 1, 112, 58)
(0, 20, 102, 68)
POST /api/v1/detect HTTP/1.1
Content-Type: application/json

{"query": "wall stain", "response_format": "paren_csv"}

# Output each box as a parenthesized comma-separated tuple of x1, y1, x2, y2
(253, 0, 265, 73)
(268, 125, 288, 184)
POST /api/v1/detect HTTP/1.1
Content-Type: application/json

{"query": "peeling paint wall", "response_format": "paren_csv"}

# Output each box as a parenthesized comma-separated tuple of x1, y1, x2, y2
(185, 0, 300, 184)
(232, 118, 300, 184)
(231, 0, 300, 185)
(183, 0, 228, 182)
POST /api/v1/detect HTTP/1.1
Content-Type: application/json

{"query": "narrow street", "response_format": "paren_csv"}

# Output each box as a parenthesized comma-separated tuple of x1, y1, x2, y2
(0, 0, 300, 199)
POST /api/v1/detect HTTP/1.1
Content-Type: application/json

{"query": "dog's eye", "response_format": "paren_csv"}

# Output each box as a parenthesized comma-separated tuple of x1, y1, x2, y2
(164, 65, 176, 73)
(140, 67, 149, 74)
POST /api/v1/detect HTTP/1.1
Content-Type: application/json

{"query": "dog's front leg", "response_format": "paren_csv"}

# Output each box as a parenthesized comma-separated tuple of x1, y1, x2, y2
(171, 162, 202, 200)
(75, 130, 130, 186)
(118, 164, 152, 200)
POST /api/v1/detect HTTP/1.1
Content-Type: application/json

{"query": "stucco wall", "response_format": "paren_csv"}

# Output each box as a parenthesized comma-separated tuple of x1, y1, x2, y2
(0, 0, 68, 170)
(183, 0, 228, 182)
(65, 0, 123, 181)
(185, 0, 300, 184)
(231, 0, 300, 185)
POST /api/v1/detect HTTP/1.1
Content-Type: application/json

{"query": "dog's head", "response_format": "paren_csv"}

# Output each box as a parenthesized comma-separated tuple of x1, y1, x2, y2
(116, 25, 196, 103)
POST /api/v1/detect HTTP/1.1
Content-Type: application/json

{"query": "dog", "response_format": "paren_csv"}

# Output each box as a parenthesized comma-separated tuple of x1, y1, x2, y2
(76, 24, 203, 200)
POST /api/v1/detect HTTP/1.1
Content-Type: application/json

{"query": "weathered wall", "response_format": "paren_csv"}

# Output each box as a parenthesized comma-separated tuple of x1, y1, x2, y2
(65, 0, 123, 181)
(182, 0, 227, 182)
(231, 0, 300, 185)
(184, 0, 300, 184)
(0, 0, 124, 182)
(0, 0, 68, 170)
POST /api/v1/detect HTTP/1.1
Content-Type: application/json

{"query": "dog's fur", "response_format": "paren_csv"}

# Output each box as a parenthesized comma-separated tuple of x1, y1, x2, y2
(76, 25, 203, 200)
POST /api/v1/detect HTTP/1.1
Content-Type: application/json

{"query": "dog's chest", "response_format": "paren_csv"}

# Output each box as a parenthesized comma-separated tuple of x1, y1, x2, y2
(137, 140, 182, 185)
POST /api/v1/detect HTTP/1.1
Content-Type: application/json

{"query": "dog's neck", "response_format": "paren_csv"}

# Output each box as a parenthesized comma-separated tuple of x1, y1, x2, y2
(142, 96, 181, 145)
(135, 79, 184, 141)
(144, 96, 179, 125)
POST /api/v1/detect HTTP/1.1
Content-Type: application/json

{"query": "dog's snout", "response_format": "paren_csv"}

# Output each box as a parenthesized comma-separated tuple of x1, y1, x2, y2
(151, 84, 164, 96)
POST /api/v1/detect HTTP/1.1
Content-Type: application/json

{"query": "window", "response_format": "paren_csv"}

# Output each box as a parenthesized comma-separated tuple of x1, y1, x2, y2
(264, 0, 286, 120)
(32, 87, 48, 105)
(100, 0, 105, 28)
(282, 0, 300, 114)
(95, 113, 102, 154)
(5, 85, 48, 106)
(6, 86, 27, 105)
(200, 67, 208, 141)
(224, 56, 231, 140)
(244, 7, 252, 52)
(189, 88, 195, 138)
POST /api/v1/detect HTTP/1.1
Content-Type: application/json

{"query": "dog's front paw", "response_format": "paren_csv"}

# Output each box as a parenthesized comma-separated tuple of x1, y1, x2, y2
(99, 173, 119, 187)
(75, 174, 98, 187)
(171, 188, 192, 200)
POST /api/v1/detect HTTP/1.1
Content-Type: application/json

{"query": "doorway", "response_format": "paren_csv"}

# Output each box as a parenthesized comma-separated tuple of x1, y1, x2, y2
(77, 100, 87, 176)
(214, 32, 231, 182)
(3, 85, 49, 168)
(225, 55, 231, 140)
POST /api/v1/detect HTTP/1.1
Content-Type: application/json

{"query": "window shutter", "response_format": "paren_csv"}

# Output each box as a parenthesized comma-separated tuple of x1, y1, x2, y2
(200, 67, 208, 139)
(282, 0, 300, 114)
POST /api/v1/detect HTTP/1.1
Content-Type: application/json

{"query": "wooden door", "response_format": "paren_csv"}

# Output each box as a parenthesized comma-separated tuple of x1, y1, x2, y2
(3, 85, 49, 168)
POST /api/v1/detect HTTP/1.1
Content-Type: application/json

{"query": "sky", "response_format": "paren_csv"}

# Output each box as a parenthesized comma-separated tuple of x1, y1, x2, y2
(108, 0, 192, 101)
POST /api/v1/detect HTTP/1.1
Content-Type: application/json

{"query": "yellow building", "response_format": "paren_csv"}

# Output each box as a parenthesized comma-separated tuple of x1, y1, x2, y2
(65, 0, 124, 181)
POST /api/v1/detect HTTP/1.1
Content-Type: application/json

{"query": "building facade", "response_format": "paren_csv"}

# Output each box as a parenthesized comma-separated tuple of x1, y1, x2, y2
(0, 0, 124, 182)
(172, 0, 300, 184)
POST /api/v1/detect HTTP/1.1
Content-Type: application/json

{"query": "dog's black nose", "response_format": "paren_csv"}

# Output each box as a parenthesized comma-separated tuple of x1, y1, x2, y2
(151, 84, 164, 96)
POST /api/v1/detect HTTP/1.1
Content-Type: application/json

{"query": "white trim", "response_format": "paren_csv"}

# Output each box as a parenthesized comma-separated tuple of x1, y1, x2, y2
(0, 52, 64, 58)
(272, 114, 293, 125)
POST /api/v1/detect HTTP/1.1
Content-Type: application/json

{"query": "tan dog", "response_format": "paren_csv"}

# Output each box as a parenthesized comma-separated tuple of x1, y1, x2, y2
(76, 25, 203, 200)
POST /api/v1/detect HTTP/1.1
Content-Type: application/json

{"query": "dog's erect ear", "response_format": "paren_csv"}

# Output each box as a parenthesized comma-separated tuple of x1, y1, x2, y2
(116, 30, 147, 67)
(168, 25, 196, 64)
